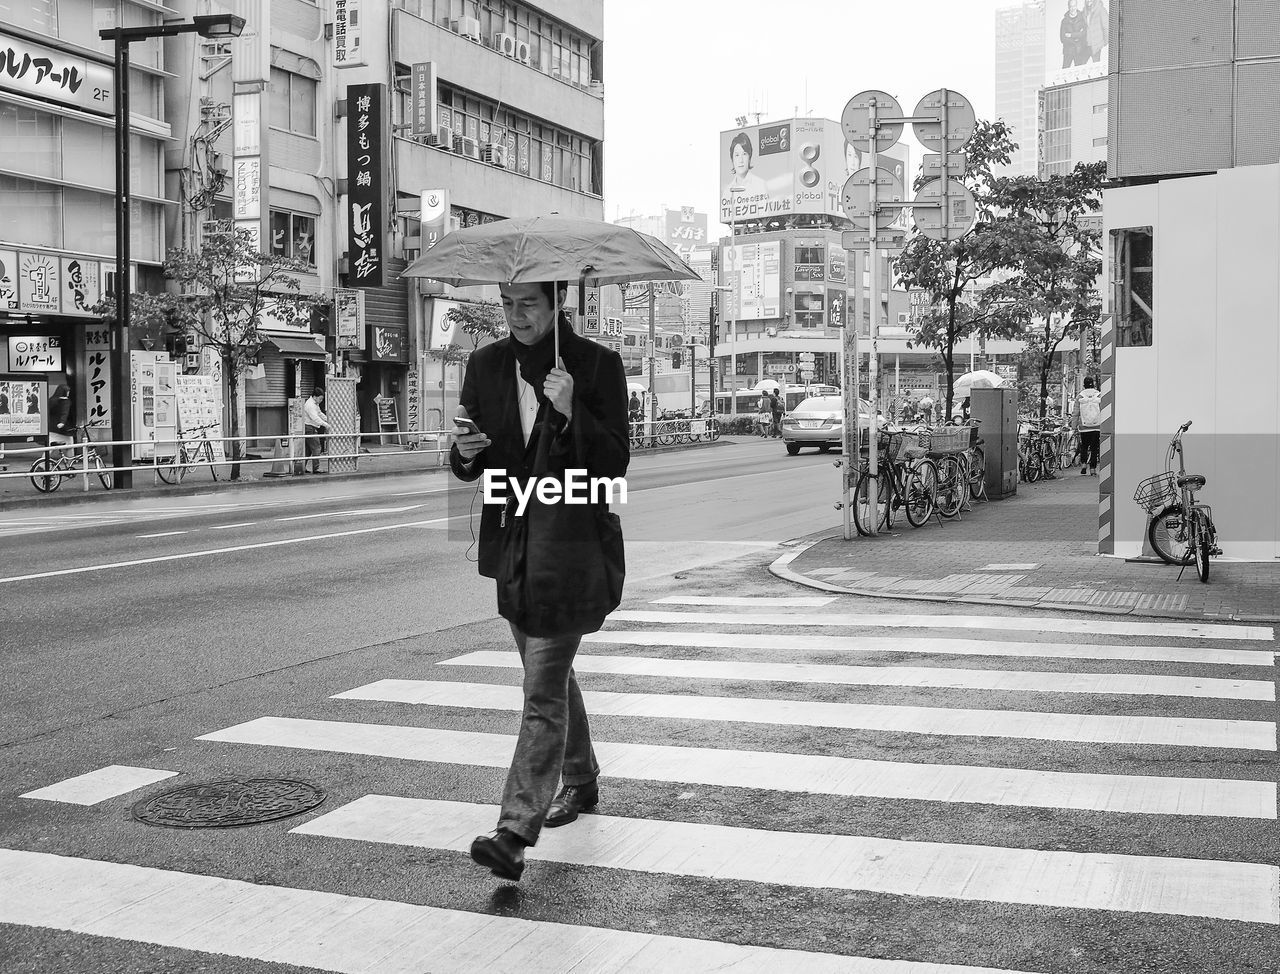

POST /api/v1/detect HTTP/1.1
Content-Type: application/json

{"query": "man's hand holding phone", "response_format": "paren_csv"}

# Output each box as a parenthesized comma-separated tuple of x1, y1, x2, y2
(453, 413, 491, 461)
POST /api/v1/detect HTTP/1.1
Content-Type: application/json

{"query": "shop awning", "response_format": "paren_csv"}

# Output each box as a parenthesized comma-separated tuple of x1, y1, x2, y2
(263, 335, 327, 360)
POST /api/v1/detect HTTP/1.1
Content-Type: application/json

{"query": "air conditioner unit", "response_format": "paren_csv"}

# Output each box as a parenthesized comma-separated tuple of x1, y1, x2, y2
(897, 312, 911, 325)
(514, 40, 531, 64)
(494, 32, 517, 57)
(456, 135, 481, 159)
(482, 142, 509, 168)
(431, 124, 455, 149)
(456, 16, 481, 41)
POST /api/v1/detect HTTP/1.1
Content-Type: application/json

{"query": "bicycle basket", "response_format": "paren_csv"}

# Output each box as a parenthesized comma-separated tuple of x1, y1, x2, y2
(1133, 471, 1177, 514)
(925, 426, 969, 455)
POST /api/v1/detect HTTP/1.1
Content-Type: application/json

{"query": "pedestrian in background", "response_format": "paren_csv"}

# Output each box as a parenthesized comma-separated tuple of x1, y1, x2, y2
(768, 390, 783, 437)
(1075, 376, 1102, 475)
(451, 280, 629, 883)
(303, 387, 329, 474)
(47, 384, 74, 446)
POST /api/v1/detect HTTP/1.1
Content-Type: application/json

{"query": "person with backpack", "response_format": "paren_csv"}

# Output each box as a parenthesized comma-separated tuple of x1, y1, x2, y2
(1074, 376, 1102, 475)
(768, 390, 783, 437)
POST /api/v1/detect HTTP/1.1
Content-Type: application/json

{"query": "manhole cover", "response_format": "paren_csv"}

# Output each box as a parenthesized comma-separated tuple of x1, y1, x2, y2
(132, 778, 325, 829)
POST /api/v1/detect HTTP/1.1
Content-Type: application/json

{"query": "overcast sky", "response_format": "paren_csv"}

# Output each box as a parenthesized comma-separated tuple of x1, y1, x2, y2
(601, 0, 1016, 236)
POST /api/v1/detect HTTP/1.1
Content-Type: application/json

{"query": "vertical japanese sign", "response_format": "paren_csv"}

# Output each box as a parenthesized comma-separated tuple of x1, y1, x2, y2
(420, 189, 449, 250)
(233, 90, 263, 283)
(333, 0, 365, 67)
(583, 287, 601, 336)
(410, 63, 437, 139)
(347, 83, 385, 288)
(828, 288, 847, 329)
(84, 327, 112, 427)
(60, 257, 100, 315)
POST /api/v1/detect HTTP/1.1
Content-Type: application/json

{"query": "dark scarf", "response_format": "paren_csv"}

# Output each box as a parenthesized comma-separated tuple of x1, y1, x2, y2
(508, 312, 574, 407)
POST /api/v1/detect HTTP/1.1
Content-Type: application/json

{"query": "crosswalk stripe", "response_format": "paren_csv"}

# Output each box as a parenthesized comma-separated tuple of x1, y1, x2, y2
(0, 849, 1030, 974)
(442, 651, 1274, 701)
(333, 681, 1276, 818)
(652, 595, 837, 607)
(338, 679, 1274, 750)
(584, 630, 1277, 667)
(200, 717, 1278, 815)
(20, 765, 179, 806)
(294, 796, 1280, 924)
(608, 610, 1274, 641)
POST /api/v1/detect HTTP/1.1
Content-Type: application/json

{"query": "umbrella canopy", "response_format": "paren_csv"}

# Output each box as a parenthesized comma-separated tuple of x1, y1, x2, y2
(401, 215, 700, 288)
(953, 370, 1008, 394)
(626, 382, 648, 395)
(752, 379, 781, 393)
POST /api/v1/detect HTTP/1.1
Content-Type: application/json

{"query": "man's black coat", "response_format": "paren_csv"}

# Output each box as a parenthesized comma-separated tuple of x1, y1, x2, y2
(450, 326, 630, 579)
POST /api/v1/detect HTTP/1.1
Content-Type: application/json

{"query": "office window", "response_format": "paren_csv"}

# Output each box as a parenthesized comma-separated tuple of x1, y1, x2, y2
(794, 291, 824, 329)
(1112, 227, 1153, 348)
(270, 68, 316, 136)
(0, 175, 59, 248)
(269, 209, 316, 269)
(0, 104, 60, 179)
(1093, 136, 1108, 147)
(0, 0, 56, 33)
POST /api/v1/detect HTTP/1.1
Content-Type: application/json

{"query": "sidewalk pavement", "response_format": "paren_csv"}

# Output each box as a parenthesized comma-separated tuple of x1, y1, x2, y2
(774, 470, 1280, 623)
(0, 436, 731, 512)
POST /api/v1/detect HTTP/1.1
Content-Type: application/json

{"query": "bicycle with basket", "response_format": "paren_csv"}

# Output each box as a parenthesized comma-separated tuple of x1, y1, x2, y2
(852, 426, 939, 535)
(923, 423, 973, 519)
(1133, 420, 1220, 583)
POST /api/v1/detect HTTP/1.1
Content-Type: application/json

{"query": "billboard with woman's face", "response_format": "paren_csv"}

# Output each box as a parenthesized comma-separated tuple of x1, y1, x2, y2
(1046, 0, 1108, 86)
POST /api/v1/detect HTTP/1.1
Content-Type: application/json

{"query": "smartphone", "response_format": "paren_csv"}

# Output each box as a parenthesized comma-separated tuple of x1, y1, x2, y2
(453, 417, 481, 435)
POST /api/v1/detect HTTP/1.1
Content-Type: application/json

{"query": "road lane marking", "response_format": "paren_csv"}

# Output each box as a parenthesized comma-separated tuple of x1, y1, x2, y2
(334, 681, 1276, 818)
(443, 650, 1275, 701)
(275, 504, 424, 521)
(200, 716, 1277, 826)
(136, 531, 189, 538)
(20, 766, 179, 806)
(295, 796, 1279, 924)
(0, 850, 1010, 974)
(652, 596, 837, 607)
(0, 515, 463, 585)
(584, 630, 1278, 667)
(609, 610, 1274, 641)
(208, 521, 258, 530)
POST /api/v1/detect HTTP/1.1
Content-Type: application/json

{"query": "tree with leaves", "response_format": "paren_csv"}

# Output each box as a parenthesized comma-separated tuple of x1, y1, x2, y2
(94, 229, 327, 479)
(893, 119, 1021, 422)
(425, 299, 508, 369)
(978, 161, 1105, 422)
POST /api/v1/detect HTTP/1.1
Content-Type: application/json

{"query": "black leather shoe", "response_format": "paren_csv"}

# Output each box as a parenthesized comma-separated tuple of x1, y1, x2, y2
(469, 829, 526, 881)
(545, 781, 599, 828)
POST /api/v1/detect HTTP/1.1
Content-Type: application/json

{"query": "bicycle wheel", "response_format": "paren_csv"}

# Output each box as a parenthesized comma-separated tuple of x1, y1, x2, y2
(705, 419, 720, 442)
(967, 445, 987, 501)
(657, 429, 676, 446)
(89, 452, 112, 490)
(1061, 431, 1080, 468)
(1195, 528, 1211, 582)
(904, 459, 937, 528)
(155, 458, 180, 484)
(29, 456, 62, 493)
(934, 455, 965, 518)
(1025, 448, 1042, 483)
(853, 470, 890, 536)
(1043, 441, 1060, 475)
(1148, 504, 1194, 565)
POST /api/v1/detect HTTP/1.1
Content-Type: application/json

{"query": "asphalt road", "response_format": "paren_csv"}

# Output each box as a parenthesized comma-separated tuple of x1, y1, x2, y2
(1, 436, 1276, 973)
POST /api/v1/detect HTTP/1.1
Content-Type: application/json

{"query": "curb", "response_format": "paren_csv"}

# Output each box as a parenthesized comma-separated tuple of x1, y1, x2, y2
(0, 438, 728, 513)
(768, 538, 1280, 624)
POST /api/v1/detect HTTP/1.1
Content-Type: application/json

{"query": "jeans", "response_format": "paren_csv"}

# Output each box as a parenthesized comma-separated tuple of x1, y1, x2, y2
(497, 622, 599, 845)
(1080, 429, 1100, 469)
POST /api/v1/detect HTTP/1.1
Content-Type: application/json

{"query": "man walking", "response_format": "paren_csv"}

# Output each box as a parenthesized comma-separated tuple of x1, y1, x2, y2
(1075, 376, 1102, 475)
(450, 280, 629, 882)
(303, 386, 329, 474)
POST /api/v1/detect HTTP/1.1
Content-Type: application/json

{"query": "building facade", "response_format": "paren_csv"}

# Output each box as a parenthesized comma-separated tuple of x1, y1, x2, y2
(0, 2, 171, 447)
(994, 0, 1045, 176)
(1101, 0, 1280, 559)
(1038, 76, 1107, 178)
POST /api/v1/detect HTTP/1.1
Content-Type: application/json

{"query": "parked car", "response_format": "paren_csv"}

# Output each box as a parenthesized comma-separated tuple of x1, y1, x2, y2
(780, 395, 875, 455)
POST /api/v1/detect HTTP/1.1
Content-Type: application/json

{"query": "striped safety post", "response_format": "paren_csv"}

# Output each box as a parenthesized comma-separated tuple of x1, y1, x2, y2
(1097, 317, 1116, 555)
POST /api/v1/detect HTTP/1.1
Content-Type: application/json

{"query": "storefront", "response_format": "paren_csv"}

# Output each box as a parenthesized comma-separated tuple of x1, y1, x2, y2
(0, 249, 114, 449)
(244, 332, 329, 440)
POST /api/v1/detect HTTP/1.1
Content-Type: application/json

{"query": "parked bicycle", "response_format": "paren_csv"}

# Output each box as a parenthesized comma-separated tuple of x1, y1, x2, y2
(156, 423, 221, 484)
(1134, 420, 1220, 582)
(924, 423, 973, 519)
(29, 422, 113, 492)
(852, 427, 938, 535)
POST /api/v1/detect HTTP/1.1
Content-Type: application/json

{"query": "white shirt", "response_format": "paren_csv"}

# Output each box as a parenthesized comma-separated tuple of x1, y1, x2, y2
(516, 371, 538, 445)
(303, 397, 328, 428)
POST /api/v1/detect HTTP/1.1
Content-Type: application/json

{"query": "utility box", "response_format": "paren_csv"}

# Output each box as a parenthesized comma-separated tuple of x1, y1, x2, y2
(971, 386, 1018, 499)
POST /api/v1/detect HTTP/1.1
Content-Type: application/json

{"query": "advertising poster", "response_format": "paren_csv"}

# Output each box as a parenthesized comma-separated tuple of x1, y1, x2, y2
(346, 83, 386, 287)
(0, 377, 48, 438)
(1045, 0, 1108, 87)
(7, 336, 61, 372)
(0, 249, 18, 311)
(60, 257, 100, 315)
(724, 240, 782, 320)
(175, 374, 225, 461)
(664, 208, 708, 263)
(84, 327, 112, 426)
(335, 288, 365, 349)
(18, 251, 60, 313)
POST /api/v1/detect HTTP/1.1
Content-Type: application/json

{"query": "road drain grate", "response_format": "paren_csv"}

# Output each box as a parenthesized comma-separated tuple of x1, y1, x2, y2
(132, 778, 325, 828)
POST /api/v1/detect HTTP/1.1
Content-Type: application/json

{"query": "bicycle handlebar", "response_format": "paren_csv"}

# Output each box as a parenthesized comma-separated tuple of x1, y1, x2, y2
(1179, 420, 1193, 433)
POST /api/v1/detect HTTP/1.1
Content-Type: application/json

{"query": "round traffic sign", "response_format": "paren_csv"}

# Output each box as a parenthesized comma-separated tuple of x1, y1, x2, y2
(841, 90, 904, 154)
(840, 166, 906, 231)
(913, 177, 978, 241)
(912, 88, 977, 153)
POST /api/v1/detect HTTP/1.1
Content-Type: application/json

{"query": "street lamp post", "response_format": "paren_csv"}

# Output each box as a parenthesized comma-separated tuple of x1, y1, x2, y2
(99, 14, 245, 488)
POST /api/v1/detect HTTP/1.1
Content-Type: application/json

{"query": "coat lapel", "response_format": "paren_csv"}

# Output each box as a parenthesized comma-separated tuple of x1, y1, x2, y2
(492, 341, 527, 464)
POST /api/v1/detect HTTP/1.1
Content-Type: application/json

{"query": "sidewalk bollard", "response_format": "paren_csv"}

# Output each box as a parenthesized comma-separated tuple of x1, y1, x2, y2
(263, 437, 293, 478)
